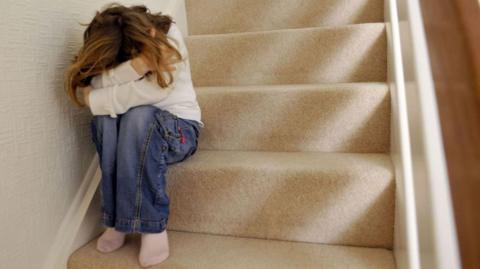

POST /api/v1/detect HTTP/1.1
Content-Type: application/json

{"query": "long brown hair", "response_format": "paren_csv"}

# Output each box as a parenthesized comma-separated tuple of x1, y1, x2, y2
(64, 3, 183, 107)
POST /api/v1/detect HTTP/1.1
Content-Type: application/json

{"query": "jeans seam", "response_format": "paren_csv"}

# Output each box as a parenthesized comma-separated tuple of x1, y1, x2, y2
(133, 121, 156, 232)
(102, 212, 167, 233)
(91, 119, 106, 211)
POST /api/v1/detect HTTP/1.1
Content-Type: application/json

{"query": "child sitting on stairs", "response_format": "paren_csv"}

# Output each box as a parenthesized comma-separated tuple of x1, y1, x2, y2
(64, 3, 203, 267)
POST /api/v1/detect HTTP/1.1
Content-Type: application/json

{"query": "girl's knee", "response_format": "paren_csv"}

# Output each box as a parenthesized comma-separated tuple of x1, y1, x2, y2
(91, 115, 115, 132)
(92, 115, 116, 126)
(121, 105, 159, 131)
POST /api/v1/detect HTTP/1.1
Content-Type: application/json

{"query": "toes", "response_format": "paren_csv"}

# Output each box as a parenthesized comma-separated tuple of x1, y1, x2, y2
(138, 252, 170, 267)
(96, 238, 125, 253)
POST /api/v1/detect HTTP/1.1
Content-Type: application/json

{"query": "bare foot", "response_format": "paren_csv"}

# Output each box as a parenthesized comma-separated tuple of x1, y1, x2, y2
(96, 227, 126, 253)
(138, 230, 170, 267)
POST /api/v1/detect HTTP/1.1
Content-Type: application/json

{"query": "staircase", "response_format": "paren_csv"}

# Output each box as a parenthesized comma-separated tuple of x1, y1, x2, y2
(68, 0, 395, 268)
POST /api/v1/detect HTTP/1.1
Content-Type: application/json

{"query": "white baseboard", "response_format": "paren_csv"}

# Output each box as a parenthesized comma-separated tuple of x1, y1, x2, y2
(41, 154, 101, 269)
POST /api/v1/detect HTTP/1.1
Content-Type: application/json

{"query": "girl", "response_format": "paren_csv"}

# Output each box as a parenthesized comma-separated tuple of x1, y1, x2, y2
(64, 3, 203, 267)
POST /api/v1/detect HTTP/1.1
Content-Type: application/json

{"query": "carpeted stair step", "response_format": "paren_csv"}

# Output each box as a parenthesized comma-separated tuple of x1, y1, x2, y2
(196, 83, 390, 153)
(186, 0, 384, 35)
(164, 150, 394, 248)
(68, 231, 396, 269)
(185, 23, 386, 86)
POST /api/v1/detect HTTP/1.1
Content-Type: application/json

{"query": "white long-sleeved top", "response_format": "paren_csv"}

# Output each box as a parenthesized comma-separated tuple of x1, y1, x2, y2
(87, 23, 204, 128)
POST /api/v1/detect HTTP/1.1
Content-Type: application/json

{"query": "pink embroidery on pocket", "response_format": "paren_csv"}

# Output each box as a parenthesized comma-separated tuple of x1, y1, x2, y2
(178, 127, 186, 144)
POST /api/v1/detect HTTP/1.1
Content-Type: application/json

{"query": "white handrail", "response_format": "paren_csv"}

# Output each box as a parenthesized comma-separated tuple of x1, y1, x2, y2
(394, 0, 462, 268)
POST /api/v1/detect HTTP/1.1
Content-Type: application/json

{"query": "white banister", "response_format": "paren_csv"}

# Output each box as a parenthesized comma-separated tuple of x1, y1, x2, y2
(385, 0, 420, 267)
(388, 0, 462, 268)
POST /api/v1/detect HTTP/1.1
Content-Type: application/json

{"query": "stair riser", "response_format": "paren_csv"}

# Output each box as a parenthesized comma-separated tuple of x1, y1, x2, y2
(166, 152, 395, 248)
(196, 84, 390, 152)
(186, 24, 387, 86)
(186, 0, 384, 35)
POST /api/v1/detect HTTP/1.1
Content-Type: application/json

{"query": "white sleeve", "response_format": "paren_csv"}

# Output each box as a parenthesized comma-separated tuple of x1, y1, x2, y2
(90, 59, 143, 89)
(88, 74, 174, 117)
(167, 23, 189, 60)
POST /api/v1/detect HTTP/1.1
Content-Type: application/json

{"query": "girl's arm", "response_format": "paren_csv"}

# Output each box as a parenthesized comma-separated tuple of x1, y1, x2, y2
(86, 74, 175, 118)
(86, 23, 188, 118)
(90, 57, 151, 89)
(90, 22, 187, 90)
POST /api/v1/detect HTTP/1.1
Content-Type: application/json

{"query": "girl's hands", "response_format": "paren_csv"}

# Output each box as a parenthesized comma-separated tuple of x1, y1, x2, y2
(141, 27, 177, 72)
(131, 53, 177, 76)
(131, 55, 152, 76)
(78, 85, 92, 107)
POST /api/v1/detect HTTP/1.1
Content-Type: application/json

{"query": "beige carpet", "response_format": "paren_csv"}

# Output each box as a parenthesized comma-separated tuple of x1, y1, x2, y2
(165, 150, 395, 248)
(186, 23, 387, 86)
(186, 0, 384, 35)
(68, 231, 395, 269)
(69, 0, 396, 268)
(196, 83, 390, 152)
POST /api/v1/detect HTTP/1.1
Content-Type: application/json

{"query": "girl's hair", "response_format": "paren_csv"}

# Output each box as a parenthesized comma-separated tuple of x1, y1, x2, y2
(64, 3, 183, 107)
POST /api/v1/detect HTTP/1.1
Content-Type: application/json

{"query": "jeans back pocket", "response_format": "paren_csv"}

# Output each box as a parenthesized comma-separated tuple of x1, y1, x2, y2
(154, 109, 181, 139)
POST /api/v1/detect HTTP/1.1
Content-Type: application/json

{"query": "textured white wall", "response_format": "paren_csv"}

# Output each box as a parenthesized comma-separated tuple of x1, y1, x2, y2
(0, 1, 168, 268)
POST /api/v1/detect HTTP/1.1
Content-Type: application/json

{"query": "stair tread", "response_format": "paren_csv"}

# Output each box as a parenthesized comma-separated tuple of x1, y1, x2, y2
(186, 23, 387, 86)
(187, 22, 385, 38)
(68, 231, 396, 269)
(174, 149, 392, 172)
(196, 82, 388, 92)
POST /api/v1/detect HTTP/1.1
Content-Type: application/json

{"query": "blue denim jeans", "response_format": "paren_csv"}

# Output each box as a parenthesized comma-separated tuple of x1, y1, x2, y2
(90, 105, 200, 233)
